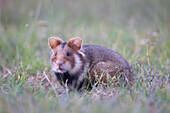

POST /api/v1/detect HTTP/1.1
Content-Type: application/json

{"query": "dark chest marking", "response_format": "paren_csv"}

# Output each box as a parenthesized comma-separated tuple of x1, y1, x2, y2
(54, 72, 92, 91)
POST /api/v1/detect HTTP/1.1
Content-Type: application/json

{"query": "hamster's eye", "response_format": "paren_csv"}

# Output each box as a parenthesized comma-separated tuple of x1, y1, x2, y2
(54, 52, 57, 56)
(67, 52, 71, 57)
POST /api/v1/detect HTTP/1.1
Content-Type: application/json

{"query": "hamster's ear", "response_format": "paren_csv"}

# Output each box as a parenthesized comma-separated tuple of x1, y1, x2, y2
(67, 37, 82, 50)
(48, 37, 63, 49)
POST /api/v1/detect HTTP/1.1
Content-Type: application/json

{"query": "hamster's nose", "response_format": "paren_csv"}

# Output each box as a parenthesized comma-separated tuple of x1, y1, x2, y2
(56, 61, 63, 67)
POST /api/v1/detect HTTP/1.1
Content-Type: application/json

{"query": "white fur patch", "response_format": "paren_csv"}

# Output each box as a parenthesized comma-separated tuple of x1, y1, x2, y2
(52, 61, 71, 73)
(81, 62, 89, 76)
(78, 62, 89, 81)
(78, 50, 85, 57)
(69, 54, 82, 74)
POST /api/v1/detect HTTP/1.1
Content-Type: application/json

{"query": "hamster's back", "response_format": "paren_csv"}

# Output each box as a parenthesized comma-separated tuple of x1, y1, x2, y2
(83, 45, 131, 69)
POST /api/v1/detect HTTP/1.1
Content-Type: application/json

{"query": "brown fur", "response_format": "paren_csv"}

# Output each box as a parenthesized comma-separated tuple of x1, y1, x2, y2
(48, 37, 63, 49)
(83, 45, 133, 84)
(48, 37, 133, 91)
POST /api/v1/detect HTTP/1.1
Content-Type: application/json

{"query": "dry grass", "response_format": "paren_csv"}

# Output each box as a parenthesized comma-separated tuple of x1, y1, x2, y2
(0, 0, 169, 113)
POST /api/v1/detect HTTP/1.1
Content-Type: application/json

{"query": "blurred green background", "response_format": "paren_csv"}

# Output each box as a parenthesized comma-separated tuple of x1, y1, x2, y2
(0, 0, 169, 113)
(0, 0, 169, 72)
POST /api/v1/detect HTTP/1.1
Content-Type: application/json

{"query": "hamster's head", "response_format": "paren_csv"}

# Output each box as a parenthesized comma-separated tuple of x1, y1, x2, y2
(48, 37, 85, 74)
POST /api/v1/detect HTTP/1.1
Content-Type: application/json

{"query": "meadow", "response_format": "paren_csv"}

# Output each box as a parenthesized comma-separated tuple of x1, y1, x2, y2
(0, 0, 169, 113)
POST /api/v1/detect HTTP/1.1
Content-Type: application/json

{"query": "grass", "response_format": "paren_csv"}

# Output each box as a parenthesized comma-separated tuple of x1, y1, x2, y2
(0, 0, 169, 113)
